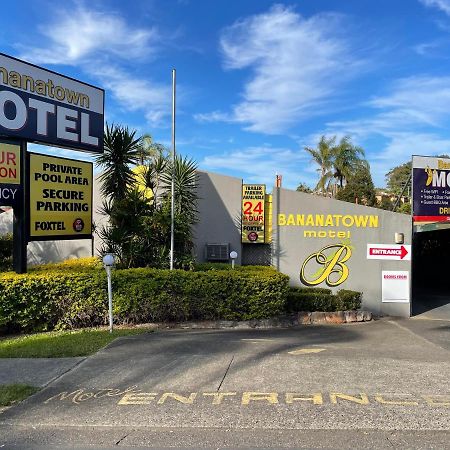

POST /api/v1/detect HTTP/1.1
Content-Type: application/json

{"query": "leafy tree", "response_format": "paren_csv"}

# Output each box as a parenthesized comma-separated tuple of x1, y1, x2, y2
(398, 202, 411, 215)
(335, 162, 376, 206)
(304, 136, 335, 194)
(385, 162, 411, 196)
(296, 182, 312, 193)
(378, 196, 394, 211)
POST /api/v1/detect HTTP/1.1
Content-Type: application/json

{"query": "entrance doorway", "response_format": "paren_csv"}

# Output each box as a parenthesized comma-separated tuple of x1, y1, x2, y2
(412, 227, 450, 318)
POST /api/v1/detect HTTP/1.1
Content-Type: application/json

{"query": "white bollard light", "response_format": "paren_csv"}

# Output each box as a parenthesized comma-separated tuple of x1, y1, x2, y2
(230, 251, 238, 269)
(102, 253, 116, 333)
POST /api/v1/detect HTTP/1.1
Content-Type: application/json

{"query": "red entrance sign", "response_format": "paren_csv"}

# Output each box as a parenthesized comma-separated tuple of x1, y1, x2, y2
(367, 244, 411, 261)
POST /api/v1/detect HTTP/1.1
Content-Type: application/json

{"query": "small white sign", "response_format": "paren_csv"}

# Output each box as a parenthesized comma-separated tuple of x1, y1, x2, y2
(382, 271, 410, 303)
(367, 244, 411, 261)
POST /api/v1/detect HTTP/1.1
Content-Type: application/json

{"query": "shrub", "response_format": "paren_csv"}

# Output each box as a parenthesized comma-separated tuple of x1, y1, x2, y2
(0, 233, 13, 271)
(0, 263, 289, 333)
(286, 287, 362, 312)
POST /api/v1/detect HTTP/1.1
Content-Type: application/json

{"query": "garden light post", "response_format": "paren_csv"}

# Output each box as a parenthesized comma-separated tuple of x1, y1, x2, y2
(102, 253, 116, 333)
(230, 251, 238, 269)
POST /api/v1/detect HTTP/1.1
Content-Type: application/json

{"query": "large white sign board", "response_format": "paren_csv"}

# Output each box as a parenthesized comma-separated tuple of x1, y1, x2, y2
(0, 53, 104, 153)
(382, 271, 410, 303)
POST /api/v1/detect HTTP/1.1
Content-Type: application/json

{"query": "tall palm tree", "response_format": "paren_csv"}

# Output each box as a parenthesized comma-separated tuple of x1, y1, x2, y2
(138, 133, 167, 165)
(304, 135, 335, 194)
(96, 123, 141, 202)
(333, 136, 366, 189)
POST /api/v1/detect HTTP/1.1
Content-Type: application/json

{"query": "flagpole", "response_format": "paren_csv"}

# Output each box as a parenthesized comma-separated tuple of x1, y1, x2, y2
(170, 69, 176, 270)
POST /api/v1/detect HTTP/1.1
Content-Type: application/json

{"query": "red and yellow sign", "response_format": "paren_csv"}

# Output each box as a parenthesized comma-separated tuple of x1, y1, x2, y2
(242, 184, 266, 243)
(0, 142, 20, 184)
(28, 153, 93, 240)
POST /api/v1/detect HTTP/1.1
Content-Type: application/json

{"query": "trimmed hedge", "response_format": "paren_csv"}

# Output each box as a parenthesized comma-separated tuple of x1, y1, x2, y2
(286, 287, 362, 312)
(0, 260, 289, 332)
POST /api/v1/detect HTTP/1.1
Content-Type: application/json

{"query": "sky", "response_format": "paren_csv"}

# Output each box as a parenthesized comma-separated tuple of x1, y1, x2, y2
(3, 0, 450, 189)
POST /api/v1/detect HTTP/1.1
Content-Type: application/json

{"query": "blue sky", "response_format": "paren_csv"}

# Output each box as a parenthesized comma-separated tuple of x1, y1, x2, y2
(3, 0, 450, 189)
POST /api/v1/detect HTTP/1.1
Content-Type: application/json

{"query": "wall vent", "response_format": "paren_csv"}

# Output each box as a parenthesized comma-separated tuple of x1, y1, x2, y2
(205, 243, 230, 261)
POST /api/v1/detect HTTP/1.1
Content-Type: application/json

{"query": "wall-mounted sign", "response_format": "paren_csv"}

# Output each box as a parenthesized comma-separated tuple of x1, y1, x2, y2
(412, 155, 450, 225)
(0, 53, 104, 153)
(382, 271, 410, 303)
(242, 184, 266, 243)
(367, 244, 411, 261)
(0, 141, 21, 208)
(28, 152, 93, 241)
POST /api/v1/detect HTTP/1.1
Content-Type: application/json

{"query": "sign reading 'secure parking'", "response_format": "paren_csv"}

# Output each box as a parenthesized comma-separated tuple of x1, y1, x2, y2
(28, 153, 93, 240)
(0, 53, 104, 153)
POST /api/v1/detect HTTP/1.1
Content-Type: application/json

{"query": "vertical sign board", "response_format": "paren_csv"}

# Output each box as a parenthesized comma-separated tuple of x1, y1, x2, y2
(412, 156, 450, 225)
(382, 271, 410, 303)
(28, 153, 93, 240)
(242, 184, 266, 243)
(0, 141, 21, 208)
(0, 53, 104, 153)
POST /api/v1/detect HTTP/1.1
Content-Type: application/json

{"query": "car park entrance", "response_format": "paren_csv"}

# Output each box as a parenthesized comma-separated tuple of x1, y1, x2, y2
(412, 227, 450, 319)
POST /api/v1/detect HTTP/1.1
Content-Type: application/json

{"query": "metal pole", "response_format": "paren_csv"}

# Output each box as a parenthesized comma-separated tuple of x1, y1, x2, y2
(170, 69, 176, 270)
(106, 266, 113, 333)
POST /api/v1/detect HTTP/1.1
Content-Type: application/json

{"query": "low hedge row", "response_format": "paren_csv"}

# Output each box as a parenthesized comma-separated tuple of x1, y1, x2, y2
(0, 261, 289, 332)
(286, 287, 362, 312)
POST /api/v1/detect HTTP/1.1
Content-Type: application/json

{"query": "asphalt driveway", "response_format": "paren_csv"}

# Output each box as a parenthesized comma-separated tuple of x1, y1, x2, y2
(1, 318, 449, 449)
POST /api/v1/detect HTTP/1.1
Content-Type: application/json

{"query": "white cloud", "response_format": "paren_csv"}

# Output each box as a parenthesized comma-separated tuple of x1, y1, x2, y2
(326, 75, 450, 184)
(420, 0, 450, 15)
(201, 145, 314, 188)
(19, 4, 156, 65)
(16, 3, 172, 128)
(197, 5, 363, 134)
(91, 66, 171, 127)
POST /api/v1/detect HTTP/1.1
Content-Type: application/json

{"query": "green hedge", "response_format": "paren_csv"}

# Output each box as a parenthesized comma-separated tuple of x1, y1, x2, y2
(286, 287, 362, 312)
(0, 262, 289, 332)
(0, 233, 13, 271)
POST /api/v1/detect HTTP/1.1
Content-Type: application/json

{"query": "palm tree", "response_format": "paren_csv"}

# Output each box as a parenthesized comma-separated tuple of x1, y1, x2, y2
(305, 136, 335, 194)
(333, 136, 366, 189)
(96, 123, 141, 202)
(138, 133, 168, 165)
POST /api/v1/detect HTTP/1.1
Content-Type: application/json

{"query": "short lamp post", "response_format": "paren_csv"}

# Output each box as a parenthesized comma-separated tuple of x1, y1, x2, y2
(230, 251, 238, 269)
(102, 253, 116, 333)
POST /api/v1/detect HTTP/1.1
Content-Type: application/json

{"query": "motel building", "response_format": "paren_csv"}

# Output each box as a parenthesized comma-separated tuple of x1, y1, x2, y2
(0, 52, 449, 321)
(1, 165, 450, 321)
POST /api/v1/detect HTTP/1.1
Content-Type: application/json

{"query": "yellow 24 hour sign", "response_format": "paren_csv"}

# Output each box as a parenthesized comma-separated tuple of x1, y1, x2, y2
(28, 153, 93, 240)
(242, 184, 266, 243)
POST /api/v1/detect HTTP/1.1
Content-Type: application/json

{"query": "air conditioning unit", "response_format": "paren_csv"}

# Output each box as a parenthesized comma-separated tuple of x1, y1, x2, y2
(205, 243, 230, 261)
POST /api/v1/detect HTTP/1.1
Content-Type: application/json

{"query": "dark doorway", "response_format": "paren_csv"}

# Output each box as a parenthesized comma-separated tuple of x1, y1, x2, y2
(412, 228, 450, 318)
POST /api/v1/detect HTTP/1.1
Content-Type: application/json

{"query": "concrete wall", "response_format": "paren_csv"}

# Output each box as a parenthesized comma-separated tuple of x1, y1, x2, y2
(272, 188, 412, 317)
(193, 171, 243, 264)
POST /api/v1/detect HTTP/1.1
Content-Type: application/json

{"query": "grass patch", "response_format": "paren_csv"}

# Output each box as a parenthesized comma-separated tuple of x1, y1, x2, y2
(0, 384, 39, 406)
(0, 327, 153, 358)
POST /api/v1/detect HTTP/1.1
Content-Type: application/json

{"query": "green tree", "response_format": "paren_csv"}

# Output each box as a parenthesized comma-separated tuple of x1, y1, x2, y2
(138, 133, 168, 165)
(385, 162, 411, 196)
(296, 182, 312, 193)
(335, 162, 376, 206)
(398, 202, 411, 215)
(304, 136, 335, 194)
(378, 196, 394, 211)
(333, 136, 366, 189)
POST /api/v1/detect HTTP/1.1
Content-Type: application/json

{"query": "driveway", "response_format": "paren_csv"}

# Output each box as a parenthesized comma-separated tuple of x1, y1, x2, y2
(1, 318, 449, 449)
